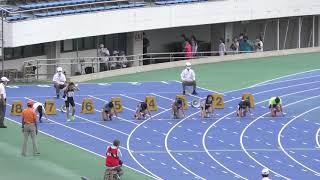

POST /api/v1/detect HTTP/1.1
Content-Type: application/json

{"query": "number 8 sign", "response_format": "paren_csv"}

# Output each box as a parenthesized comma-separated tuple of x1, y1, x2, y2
(11, 101, 23, 116)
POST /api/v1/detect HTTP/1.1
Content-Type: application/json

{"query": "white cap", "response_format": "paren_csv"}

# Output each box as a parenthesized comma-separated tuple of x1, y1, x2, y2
(261, 168, 269, 175)
(1, 77, 9, 82)
(186, 62, 191, 67)
(56, 67, 63, 72)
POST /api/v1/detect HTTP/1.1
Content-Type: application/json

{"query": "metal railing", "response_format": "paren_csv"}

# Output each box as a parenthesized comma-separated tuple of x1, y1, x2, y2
(22, 50, 253, 81)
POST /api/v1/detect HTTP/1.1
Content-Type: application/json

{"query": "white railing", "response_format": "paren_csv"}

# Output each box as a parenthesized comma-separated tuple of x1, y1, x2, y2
(22, 50, 252, 81)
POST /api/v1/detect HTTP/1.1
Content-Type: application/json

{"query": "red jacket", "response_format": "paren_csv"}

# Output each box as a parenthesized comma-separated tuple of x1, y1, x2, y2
(105, 146, 120, 167)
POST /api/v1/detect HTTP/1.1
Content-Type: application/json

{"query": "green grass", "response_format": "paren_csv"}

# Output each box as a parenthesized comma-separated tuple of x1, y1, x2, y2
(88, 52, 320, 91)
(2, 52, 320, 180)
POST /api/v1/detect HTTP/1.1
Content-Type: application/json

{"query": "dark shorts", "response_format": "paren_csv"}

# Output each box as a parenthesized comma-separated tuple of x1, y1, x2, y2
(238, 105, 247, 111)
(37, 105, 43, 115)
(65, 97, 75, 107)
(269, 104, 278, 109)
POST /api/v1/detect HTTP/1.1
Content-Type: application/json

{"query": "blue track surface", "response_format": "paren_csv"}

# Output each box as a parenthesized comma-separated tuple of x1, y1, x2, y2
(5, 70, 320, 180)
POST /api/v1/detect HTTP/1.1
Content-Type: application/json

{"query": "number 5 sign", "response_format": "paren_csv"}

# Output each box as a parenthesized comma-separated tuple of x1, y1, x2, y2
(81, 98, 95, 114)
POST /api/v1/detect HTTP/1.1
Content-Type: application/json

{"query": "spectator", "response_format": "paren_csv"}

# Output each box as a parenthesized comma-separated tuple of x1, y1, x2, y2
(218, 39, 226, 56)
(143, 32, 150, 65)
(191, 35, 198, 56)
(110, 51, 119, 70)
(33, 102, 47, 123)
(21, 101, 40, 156)
(0, 77, 9, 128)
(105, 139, 123, 177)
(180, 62, 197, 95)
(239, 36, 253, 53)
(261, 168, 271, 180)
(185, 40, 192, 58)
(230, 37, 239, 53)
(119, 51, 130, 68)
(52, 67, 66, 99)
(255, 38, 264, 52)
(98, 44, 110, 72)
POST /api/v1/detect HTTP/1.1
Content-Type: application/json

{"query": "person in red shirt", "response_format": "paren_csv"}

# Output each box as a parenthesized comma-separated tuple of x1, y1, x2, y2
(105, 139, 123, 176)
(21, 100, 40, 156)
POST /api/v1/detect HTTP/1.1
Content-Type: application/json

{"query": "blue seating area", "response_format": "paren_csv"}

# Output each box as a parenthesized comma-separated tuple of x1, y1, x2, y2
(6, 15, 30, 22)
(19, 0, 108, 10)
(155, 0, 207, 5)
(33, 2, 146, 17)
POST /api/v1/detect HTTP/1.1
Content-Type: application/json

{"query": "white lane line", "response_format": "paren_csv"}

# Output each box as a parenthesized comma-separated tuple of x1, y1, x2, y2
(202, 86, 320, 179)
(151, 93, 174, 102)
(25, 97, 130, 136)
(165, 111, 206, 180)
(120, 94, 166, 110)
(278, 105, 320, 175)
(127, 107, 171, 180)
(250, 69, 320, 87)
(241, 94, 320, 180)
(254, 74, 320, 87)
(224, 69, 320, 94)
(4, 116, 156, 179)
(316, 128, 320, 148)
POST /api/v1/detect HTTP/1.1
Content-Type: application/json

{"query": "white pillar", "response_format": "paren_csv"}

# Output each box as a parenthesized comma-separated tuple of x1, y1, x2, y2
(318, 15, 320, 47)
(277, 19, 280, 50)
(298, 17, 302, 48)
(127, 31, 143, 66)
(45, 41, 61, 80)
(224, 23, 234, 51)
(312, 16, 315, 47)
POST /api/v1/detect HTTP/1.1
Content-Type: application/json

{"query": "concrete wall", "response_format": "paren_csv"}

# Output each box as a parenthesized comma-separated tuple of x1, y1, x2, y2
(5, 0, 320, 47)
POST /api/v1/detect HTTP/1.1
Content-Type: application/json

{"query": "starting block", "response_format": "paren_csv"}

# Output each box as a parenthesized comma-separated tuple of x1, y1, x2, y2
(81, 98, 95, 113)
(212, 93, 224, 109)
(11, 101, 23, 116)
(111, 97, 123, 113)
(145, 96, 158, 111)
(176, 95, 188, 110)
(242, 93, 255, 108)
(44, 100, 57, 115)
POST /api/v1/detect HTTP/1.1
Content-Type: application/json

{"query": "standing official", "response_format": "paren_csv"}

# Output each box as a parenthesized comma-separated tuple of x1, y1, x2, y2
(21, 101, 40, 156)
(0, 77, 9, 128)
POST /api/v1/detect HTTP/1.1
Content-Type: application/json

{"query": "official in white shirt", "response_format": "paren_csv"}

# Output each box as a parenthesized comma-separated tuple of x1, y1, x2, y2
(0, 77, 9, 128)
(52, 67, 66, 98)
(33, 102, 47, 123)
(180, 62, 198, 95)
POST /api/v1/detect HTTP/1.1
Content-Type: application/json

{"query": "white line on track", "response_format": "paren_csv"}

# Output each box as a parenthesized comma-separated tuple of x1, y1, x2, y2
(120, 94, 166, 110)
(4, 116, 156, 179)
(127, 108, 171, 180)
(278, 105, 320, 175)
(25, 97, 130, 136)
(241, 94, 320, 179)
(202, 86, 320, 179)
(315, 128, 320, 149)
(88, 95, 139, 125)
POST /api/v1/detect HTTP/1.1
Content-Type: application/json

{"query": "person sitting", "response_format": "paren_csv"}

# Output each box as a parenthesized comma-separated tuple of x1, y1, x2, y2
(52, 67, 66, 99)
(134, 101, 151, 120)
(105, 139, 123, 178)
(200, 95, 214, 118)
(110, 51, 119, 70)
(236, 98, 251, 117)
(180, 62, 198, 95)
(172, 98, 184, 119)
(102, 101, 117, 121)
(269, 96, 283, 117)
